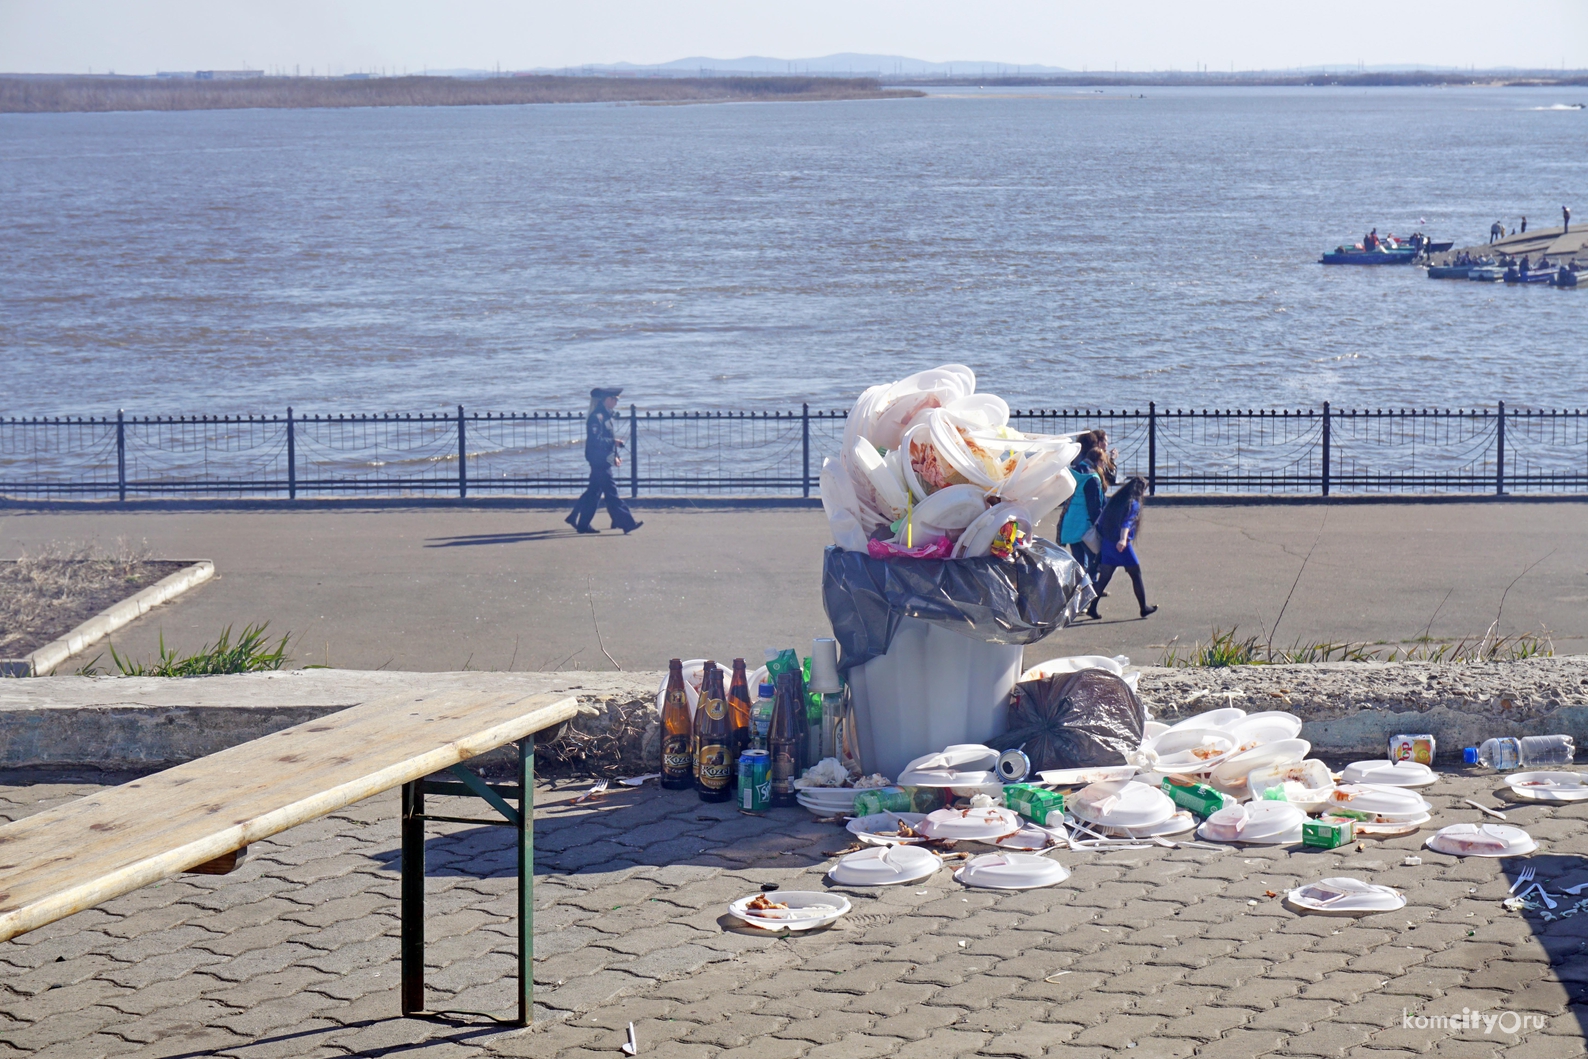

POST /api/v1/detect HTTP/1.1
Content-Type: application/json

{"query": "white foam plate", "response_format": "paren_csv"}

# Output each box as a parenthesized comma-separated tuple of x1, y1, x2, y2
(1426, 823, 1537, 858)
(847, 812, 930, 845)
(1228, 711, 1304, 746)
(1287, 877, 1406, 914)
(954, 852, 1071, 890)
(828, 844, 943, 886)
(1089, 810, 1197, 839)
(1212, 738, 1311, 787)
(1324, 784, 1433, 816)
(1321, 811, 1430, 837)
(1147, 729, 1237, 772)
(1505, 772, 1588, 802)
(728, 891, 852, 931)
(1068, 780, 1177, 830)
(918, 806, 1023, 842)
(795, 787, 861, 803)
(1340, 760, 1438, 788)
(995, 822, 1068, 850)
(1197, 801, 1308, 844)
(1038, 765, 1139, 787)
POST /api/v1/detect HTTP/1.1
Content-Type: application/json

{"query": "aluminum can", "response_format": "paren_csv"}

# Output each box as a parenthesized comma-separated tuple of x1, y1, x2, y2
(1389, 734, 1436, 765)
(738, 750, 771, 814)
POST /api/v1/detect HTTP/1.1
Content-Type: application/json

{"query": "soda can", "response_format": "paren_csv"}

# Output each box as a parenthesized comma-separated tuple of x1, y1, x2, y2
(1389, 734, 1436, 765)
(738, 750, 771, 814)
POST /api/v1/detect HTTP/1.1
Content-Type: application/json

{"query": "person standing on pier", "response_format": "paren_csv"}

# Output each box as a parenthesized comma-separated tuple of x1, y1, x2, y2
(566, 386, 643, 535)
(1565, 206, 1572, 234)
(1490, 221, 1503, 244)
(1520, 216, 1527, 234)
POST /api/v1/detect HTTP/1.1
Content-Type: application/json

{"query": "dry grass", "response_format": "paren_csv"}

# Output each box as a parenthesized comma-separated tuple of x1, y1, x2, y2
(0, 540, 158, 657)
(0, 75, 923, 114)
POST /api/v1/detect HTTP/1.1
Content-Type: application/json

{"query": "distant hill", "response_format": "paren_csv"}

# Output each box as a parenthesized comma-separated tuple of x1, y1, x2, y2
(528, 53, 1074, 77)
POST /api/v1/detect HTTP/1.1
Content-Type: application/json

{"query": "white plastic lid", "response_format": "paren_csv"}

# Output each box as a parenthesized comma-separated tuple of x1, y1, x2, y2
(1228, 712, 1305, 748)
(1038, 765, 1139, 787)
(1146, 728, 1237, 771)
(1212, 738, 1312, 786)
(1426, 823, 1538, 857)
(1287, 877, 1407, 914)
(1167, 707, 1246, 732)
(955, 852, 1071, 890)
(898, 745, 1002, 787)
(1326, 784, 1433, 815)
(919, 806, 1023, 841)
(1340, 760, 1437, 787)
(1200, 800, 1307, 842)
(828, 845, 942, 886)
(1069, 779, 1177, 829)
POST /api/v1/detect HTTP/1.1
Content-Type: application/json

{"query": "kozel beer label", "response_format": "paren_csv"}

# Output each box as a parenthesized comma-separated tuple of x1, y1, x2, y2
(697, 697, 730, 789)
(662, 735, 692, 776)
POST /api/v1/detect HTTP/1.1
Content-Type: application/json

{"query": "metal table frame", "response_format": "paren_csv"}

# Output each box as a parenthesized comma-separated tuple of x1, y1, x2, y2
(400, 738, 534, 1025)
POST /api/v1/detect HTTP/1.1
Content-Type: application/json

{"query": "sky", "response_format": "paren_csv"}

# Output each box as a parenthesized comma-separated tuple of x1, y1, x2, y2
(2, 0, 1586, 75)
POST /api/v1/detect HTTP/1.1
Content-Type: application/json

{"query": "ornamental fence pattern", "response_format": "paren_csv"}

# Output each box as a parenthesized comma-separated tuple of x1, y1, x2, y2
(1, 404, 1584, 500)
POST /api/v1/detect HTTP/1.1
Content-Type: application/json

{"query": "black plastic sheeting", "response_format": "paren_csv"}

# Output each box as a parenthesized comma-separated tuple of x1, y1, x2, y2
(821, 538, 1093, 672)
(992, 668, 1146, 772)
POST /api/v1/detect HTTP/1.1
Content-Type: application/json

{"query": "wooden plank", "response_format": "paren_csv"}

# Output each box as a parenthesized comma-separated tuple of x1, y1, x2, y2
(0, 688, 577, 943)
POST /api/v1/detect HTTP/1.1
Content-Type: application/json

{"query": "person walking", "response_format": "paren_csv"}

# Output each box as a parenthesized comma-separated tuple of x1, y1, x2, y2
(1057, 450, 1105, 587)
(1490, 221, 1503, 244)
(566, 386, 642, 535)
(1085, 476, 1157, 621)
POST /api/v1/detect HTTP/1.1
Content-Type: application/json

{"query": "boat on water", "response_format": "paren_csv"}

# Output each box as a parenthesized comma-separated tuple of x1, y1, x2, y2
(1504, 266, 1556, 285)
(1321, 247, 1418, 265)
(1467, 266, 1505, 282)
(1551, 267, 1580, 288)
(1425, 264, 1471, 280)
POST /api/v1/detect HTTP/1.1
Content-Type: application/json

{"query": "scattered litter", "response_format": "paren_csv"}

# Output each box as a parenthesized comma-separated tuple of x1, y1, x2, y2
(1502, 896, 1535, 912)
(1463, 799, 1506, 820)
(1044, 971, 1073, 982)
(1287, 877, 1406, 914)
(1402, 856, 1422, 866)
(573, 780, 610, 804)
(623, 1022, 638, 1056)
(619, 774, 660, 787)
(1564, 882, 1588, 896)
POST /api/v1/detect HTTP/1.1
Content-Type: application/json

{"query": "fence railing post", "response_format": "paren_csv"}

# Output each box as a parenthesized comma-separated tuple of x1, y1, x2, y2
(286, 407, 296, 500)
(1321, 402, 1331, 497)
(1495, 400, 1505, 496)
(629, 404, 638, 499)
(802, 403, 811, 498)
(116, 409, 126, 502)
(1147, 403, 1156, 496)
(458, 405, 467, 499)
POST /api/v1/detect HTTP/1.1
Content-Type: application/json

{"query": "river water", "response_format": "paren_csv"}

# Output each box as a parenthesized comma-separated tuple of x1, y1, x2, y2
(2, 86, 1584, 417)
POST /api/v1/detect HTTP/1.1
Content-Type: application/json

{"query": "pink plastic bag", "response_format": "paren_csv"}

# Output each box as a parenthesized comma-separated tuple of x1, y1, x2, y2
(867, 535, 955, 561)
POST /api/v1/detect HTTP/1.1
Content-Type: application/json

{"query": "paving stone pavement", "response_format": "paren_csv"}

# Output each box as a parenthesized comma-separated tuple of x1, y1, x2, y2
(1, 767, 1585, 1058)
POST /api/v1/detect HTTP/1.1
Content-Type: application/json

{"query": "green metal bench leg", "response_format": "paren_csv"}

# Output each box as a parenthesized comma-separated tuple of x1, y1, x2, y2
(401, 780, 425, 1016)
(518, 737, 534, 1026)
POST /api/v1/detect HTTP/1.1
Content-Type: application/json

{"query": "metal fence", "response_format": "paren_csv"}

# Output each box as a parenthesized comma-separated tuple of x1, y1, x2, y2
(1, 403, 1584, 500)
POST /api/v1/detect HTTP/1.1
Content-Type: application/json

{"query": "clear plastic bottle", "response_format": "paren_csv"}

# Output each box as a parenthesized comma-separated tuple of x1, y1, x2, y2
(751, 682, 775, 749)
(1466, 735, 1576, 770)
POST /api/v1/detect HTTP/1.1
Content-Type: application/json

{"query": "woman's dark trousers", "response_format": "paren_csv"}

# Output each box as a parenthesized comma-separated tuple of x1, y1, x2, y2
(569, 463, 638, 531)
(1090, 563, 1149, 616)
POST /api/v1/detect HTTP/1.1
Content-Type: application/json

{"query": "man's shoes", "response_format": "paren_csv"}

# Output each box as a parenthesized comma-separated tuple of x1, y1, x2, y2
(1086, 604, 1101, 621)
(623, 521, 644, 535)
(564, 512, 579, 528)
(575, 525, 599, 535)
(1140, 605, 1158, 618)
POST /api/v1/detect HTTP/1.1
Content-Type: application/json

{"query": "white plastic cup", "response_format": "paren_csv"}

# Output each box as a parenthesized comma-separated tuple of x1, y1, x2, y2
(810, 637, 842, 693)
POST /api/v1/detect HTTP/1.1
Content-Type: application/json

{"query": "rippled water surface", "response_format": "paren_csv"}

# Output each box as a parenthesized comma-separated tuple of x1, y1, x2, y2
(2, 86, 1584, 416)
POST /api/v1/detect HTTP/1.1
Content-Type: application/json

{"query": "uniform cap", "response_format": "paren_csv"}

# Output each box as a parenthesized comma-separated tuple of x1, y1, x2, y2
(590, 386, 624, 399)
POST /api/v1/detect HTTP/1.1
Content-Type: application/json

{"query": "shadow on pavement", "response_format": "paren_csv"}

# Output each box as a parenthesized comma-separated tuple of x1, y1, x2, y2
(423, 530, 571, 547)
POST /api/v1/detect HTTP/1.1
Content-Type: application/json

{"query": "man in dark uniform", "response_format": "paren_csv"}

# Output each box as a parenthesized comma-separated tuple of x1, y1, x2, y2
(566, 387, 642, 535)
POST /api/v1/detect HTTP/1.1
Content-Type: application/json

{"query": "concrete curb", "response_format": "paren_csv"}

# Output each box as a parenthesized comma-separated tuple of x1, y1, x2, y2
(2, 560, 215, 677)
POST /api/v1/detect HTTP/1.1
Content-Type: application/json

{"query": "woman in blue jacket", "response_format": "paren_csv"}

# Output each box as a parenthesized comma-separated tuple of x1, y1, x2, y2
(1086, 476, 1157, 621)
(1058, 452, 1105, 585)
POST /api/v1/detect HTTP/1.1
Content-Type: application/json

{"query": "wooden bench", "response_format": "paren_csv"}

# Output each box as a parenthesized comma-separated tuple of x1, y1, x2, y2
(0, 687, 578, 1026)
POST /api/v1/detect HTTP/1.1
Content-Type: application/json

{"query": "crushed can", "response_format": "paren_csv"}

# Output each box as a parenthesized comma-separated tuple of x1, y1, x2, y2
(1303, 819, 1355, 848)
(1003, 784, 1065, 827)
(1161, 775, 1234, 818)
(1389, 734, 1436, 765)
(738, 750, 770, 814)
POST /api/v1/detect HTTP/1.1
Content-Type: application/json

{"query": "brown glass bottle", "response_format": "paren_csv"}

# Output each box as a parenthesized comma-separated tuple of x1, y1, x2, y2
(693, 662, 732, 802)
(660, 658, 693, 789)
(726, 658, 753, 789)
(768, 671, 804, 807)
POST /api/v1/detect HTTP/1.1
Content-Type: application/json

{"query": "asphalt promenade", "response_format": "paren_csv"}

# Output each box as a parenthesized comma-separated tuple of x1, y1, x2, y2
(2, 501, 1585, 673)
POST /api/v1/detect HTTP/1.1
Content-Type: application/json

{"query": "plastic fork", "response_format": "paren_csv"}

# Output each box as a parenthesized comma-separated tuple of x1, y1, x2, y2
(1527, 883, 1558, 910)
(1509, 866, 1536, 893)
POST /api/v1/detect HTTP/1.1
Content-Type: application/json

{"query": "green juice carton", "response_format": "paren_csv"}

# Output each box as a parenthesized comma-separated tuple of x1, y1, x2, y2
(1303, 819, 1355, 848)
(1003, 784, 1065, 827)
(1161, 776, 1234, 818)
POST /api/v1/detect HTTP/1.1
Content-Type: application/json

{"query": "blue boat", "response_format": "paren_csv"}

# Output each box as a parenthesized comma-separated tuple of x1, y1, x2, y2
(1504, 266, 1555, 284)
(1425, 264, 1471, 279)
(1321, 247, 1418, 265)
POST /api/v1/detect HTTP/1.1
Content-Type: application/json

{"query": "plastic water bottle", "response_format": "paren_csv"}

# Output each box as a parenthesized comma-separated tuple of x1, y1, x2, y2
(751, 682, 776, 749)
(1465, 735, 1576, 770)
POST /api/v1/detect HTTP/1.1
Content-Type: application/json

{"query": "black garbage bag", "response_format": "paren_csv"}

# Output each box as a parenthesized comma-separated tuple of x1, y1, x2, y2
(821, 538, 1093, 672)
(989, 668, 1145, 772)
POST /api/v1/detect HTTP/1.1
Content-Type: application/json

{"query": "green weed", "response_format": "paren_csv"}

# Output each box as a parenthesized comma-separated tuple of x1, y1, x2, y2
(1160, 625, 1554, 668)
(103, 623, 291, 677)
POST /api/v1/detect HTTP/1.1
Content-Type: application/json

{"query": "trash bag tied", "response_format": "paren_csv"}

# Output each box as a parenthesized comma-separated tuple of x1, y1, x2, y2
(990, 669, 1145, 773)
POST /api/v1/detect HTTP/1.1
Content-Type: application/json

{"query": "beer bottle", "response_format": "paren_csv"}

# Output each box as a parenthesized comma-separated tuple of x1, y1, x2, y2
(769, 671, 803, 807)
(693, 662, 732, 802)
(660, 658, 693, 789)
(727, 659, 753, 788)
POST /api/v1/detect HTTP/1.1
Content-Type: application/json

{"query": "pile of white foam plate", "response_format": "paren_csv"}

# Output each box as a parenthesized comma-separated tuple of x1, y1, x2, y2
(822, 365, 1082, 556)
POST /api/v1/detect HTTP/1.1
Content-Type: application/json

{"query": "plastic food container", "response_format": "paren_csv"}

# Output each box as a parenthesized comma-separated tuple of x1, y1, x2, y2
(1197, 801, 1308, 845)
(1146, 728, 1237, 772)
(1339, 760, 1437, 788)
(1246, 759, 1336, 812)
(1286, 877, 1406, 914)
(1038, 765, 1139, 787)
(847, 812, 930, 846)
(1504, 772, 1588, 802)
(1228, 711, 1304, 746)
(1325, 784, 1433, 816)
(1211, 738, 1311, 787)
(918, 806, 1023, 842)
(1068, 779, 1177, 830)
(1426, 823, 1538, 858)
(828, 845, 942, 886)
(728, 892, 852, 931)
(1167, 708, 1246, 732)
(954, 852, 1071, 890)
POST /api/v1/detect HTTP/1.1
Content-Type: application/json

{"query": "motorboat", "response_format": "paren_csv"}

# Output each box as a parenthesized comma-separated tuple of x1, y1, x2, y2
(1425, 264, 1471, 279)
(1321, 246, 1418, 265)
